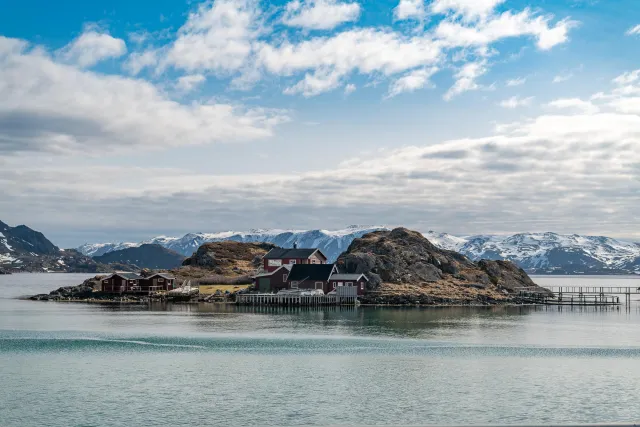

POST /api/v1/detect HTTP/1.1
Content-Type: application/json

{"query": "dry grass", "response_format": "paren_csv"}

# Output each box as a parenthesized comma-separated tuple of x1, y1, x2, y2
(198, 284, 250, 295)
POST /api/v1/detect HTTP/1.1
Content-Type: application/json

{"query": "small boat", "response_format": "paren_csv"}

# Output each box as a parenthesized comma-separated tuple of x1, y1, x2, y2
(167, 280, 199, 298)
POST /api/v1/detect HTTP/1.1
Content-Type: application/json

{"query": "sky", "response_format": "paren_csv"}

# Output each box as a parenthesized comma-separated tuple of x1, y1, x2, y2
(1, 0, 640, 248)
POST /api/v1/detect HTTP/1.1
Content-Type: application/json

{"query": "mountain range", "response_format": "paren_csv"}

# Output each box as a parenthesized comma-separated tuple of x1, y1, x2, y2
(78, 226, 640, 275)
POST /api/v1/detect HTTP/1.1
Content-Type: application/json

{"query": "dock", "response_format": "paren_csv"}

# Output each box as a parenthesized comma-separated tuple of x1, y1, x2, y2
(236, 287, 358, 306)
(518, 286, 640, 307)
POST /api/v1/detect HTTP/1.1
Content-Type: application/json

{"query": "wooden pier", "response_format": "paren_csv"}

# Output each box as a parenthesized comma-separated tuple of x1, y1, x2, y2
(236, 287, 358, 306)
(518, 286, 640, 307)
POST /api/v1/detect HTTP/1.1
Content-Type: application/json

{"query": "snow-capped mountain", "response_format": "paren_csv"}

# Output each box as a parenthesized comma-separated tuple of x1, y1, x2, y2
(78, 226, 390, 262)
(429, 231, 640, 274)
(77, 227, 640, 274)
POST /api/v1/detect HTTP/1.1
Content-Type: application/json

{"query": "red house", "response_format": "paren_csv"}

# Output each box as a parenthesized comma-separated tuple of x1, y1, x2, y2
(328, 273, 369, 296)
(101, 272, 175, 294)
(262, 246, 328, 273)
(286, 264, 339, 294)
(252, 265, 292, 293)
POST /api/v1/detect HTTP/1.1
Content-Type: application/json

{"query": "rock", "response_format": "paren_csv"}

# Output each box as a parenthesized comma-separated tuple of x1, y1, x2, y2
(337, 227, 546, 304)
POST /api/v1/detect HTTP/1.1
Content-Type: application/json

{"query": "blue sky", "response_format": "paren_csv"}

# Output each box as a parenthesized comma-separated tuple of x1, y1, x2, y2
(1, 0, 640, 247)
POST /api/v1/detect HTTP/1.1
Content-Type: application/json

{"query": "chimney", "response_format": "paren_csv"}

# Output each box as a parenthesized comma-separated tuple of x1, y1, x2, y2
(293, 242, 298, 249)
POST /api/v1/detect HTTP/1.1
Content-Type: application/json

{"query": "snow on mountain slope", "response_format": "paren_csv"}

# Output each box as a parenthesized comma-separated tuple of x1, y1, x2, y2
(77, 242, 139, 257)
(79, 226, 389, 262)
(77, 228, 640, 274)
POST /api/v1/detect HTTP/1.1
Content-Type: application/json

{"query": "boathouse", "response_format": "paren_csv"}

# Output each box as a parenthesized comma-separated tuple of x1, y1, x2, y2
(252, 265, 292, 293)
(328, 273, 368, 296)
(262, 246, 328, 273)
(101, 272, 175, 293)
(286, 263, 339, 294)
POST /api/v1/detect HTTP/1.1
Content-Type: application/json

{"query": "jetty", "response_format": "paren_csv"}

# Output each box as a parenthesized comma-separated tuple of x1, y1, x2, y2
(236, 287, 358, 306)
(518, 286, 640, 307)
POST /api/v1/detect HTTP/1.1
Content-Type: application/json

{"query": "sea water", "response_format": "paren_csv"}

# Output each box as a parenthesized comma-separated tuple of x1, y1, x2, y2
(1, 273, 640, 427)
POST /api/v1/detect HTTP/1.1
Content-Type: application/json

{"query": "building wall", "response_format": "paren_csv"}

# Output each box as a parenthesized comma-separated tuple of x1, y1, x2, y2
(308, 252, 326, 265)
(254, 269, 290, 292)
(264, 258, 313, 272)
(102, 276, 136, 293)
(328, 279, 367, 295)
(289, 279, 330, 294)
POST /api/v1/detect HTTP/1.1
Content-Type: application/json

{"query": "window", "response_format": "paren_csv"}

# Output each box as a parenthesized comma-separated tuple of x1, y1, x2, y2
(337, 282, 344, 287)
(311, 259, 317, 264)
(268, 259, 282, 267)
(289, 260, 296, 264)
(291, 281, 299, 289)
(283, 274, 288, 282)
(103, 280, 108, 284)
(158, 278, 164, 282)
(332, 282, 337, 289)
(360, 283, 364, 290)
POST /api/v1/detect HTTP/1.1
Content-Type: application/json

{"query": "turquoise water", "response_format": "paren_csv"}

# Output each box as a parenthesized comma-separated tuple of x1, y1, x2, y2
(2, 274, 640, 426)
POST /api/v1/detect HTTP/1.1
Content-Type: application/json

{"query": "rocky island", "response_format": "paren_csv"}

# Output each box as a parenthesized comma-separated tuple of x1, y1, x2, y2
(27, 228, 547, 306)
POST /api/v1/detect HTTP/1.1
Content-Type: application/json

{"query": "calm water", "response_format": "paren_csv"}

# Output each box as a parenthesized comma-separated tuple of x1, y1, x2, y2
(1, 274, 640, 427)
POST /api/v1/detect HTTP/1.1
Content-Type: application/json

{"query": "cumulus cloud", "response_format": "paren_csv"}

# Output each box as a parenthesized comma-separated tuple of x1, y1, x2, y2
(0, 36, 288, 155)
(499, 95, 533, 108)
(161, 0, 261, 74)
(5, 67, 640, 241)
(57, 27, 127, 68)
(394, 0, 425, 21)
(120, 0, 574, 97)
(282, 0, 361, 30)
(387, 67, 439, 98)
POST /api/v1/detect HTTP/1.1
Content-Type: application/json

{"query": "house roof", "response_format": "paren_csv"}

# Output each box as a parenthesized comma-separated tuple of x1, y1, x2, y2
(252, 264, 292, 279)
(263, 248, 327, 260)
(330, 274, 368, 281)
(145, 273, 175, 280)
(106, 272, 143, 280)
(287, 264, 336, 282)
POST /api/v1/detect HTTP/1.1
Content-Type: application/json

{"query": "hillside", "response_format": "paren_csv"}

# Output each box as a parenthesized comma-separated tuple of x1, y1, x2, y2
(0, 220, 136, 273)
(173, 241, 275, 282)
(93, 244, 185, 269)
(336, 228, 543, 305)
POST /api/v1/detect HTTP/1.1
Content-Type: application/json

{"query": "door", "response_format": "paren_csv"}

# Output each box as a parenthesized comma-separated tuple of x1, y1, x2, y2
(259, 278, 271, 292)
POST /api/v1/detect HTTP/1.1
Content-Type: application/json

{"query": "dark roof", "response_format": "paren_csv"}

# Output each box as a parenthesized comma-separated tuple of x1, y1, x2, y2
(252, 265, 292, 278)
(263, 248, 326, 260)
(330, 274, 368, 281)
(145, 273, 175, 280)
(287, 264, 336, 282)
(107, 272, 143, 280)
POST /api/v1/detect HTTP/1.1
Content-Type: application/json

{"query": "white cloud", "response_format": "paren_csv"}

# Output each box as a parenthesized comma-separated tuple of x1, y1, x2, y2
(499, 95, 533, 108)
(57, 28, 127, 68)
(283, 0, 361, 30)
(612, 69, 640, 86)
(435, 10, 575, 51)
(344, 83, 356, 94)
(0, 36, 288, 155)
(161, 0, 261, 74)
(387, 67, 438, 98)
(283, 69, 343, 96)
(506, 77, 526, 86)
(626, 24, 640, 36)
(430, 0, 506, 21)
(444, 60, 488, 100)
(394, 0, 425, 21)
(552, 72, 573, 83)
(123, 0, 574, 97)
(548, 97, 599, 114)
(176, 74, 207, 92)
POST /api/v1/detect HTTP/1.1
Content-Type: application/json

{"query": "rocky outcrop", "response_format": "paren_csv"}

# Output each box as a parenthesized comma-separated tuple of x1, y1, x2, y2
(336, 228, 543, 305)
(175, 241, 275, 282)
